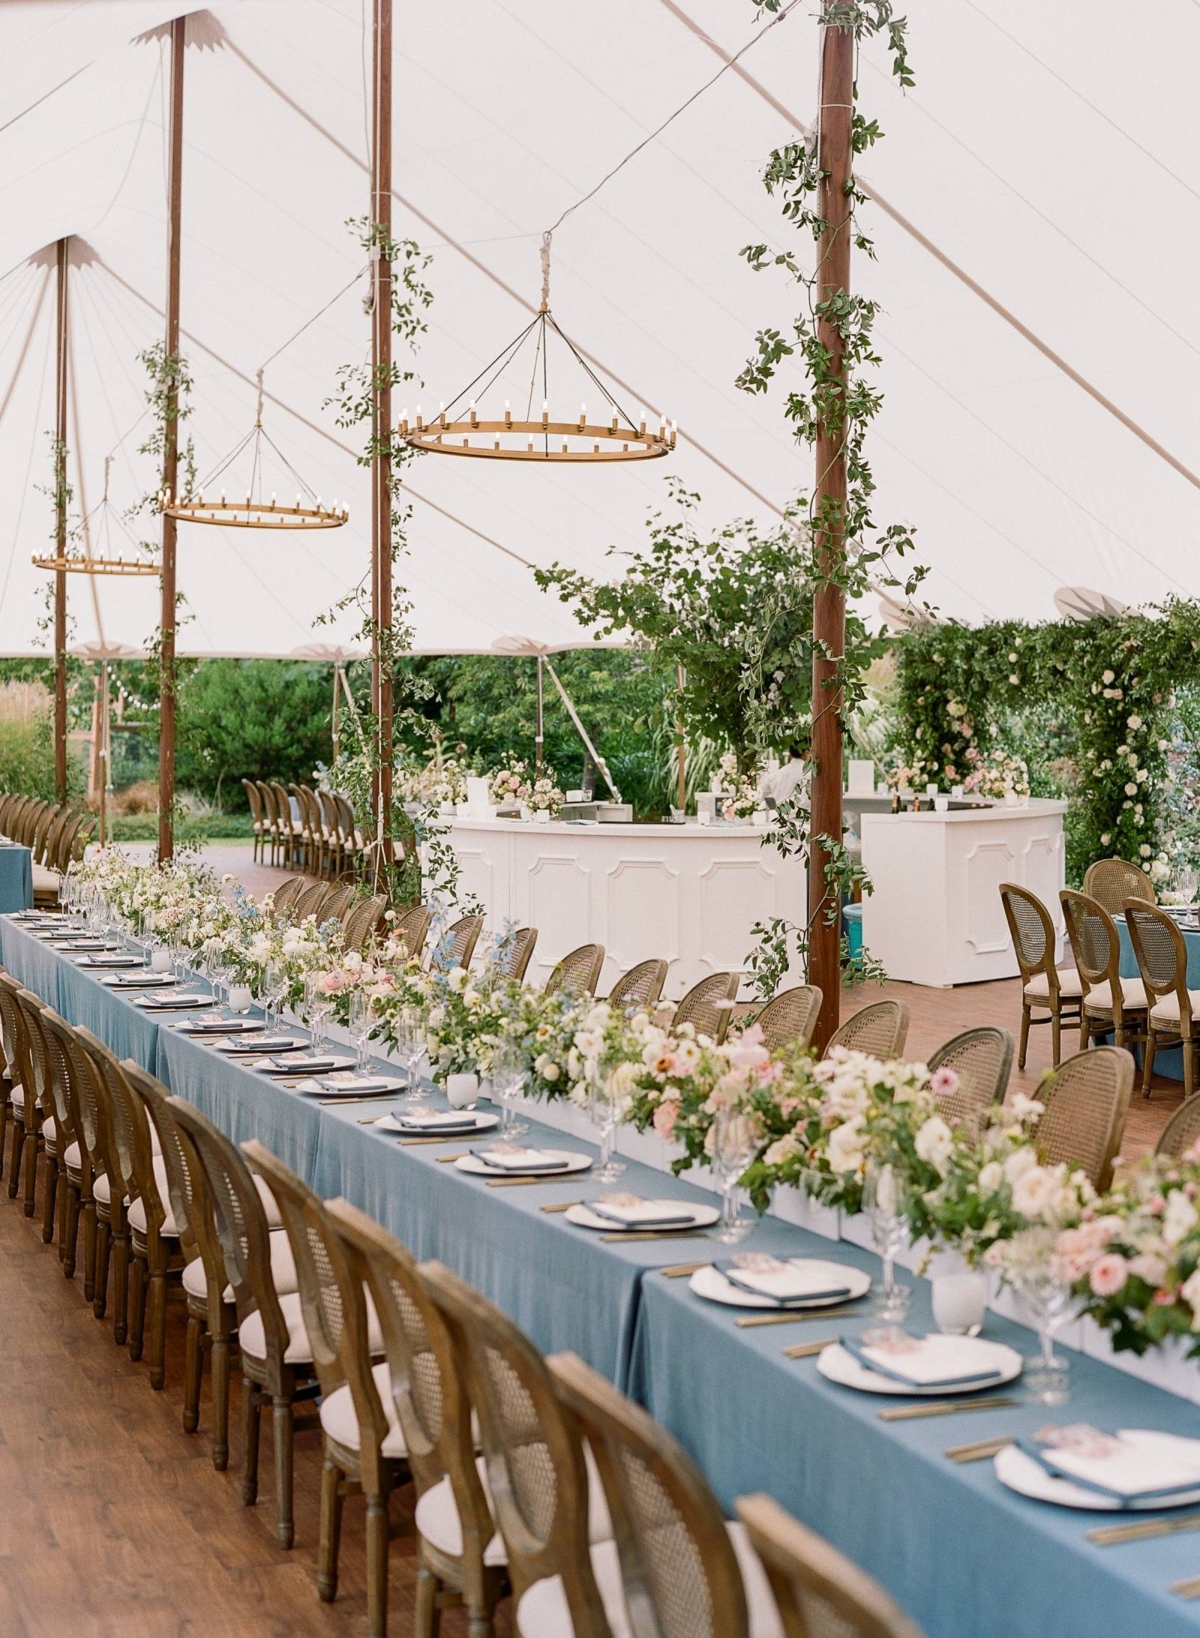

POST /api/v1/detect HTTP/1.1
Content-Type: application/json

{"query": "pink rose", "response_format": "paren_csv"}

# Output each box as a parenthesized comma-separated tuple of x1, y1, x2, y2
(1153, 1288, 1176, 1306)
(930, 1066, 960, 1100)
(652, 1100, 680, 1140)
(1089, 1253, 1130, 1298)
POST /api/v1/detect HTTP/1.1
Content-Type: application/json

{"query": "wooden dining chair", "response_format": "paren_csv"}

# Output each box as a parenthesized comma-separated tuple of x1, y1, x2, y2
(335, 794, 368, 878)
(1155, 1094, 1200, 1160)
(431, 915, 484, 974)
(73, 1026, 139, 1339)
(606, 958, 668, 1012)
(247, 1147, 405, 1636)
(1060, 889, 1148, 1054)
(84, 1036, 184, 1388)
(736, 1493, 928, 1638)
(1083, 856, 1156, 917)
(752, 985, 823, 1056)
(420, 1260, 612, 1630)
(22, 993, 78, 1249)
(539, 1351, 784, 1638)
(291, 880, 329, 922)
(318, 881, 356, 925)
(255, 781, 280, 865)
(1124, 900, 1200, 1099)
(0, 974, 42, 1216)
(1000, 882, 1081, 1069)
(926, 1027, 1013, 1138)
(544, 943, 605, 1000)
(270, 875, 305, 917)
(393, 904, 432, 963)
(673, 972, 740, 1045)
(271, 781, 300, 870)
(343, 894, 387, 955)
(827, 1000, 910, 1060)
(320, 789, 344, 878)
(491, 926, 538, 985)
(288, 783, 316, 874)
(166, 1096, 321, 1548)
(243, 778, 266, 863)
(326, 1198, 510, 1638)
(1036, 1045, 1134, 1192)
(56, 1022, 120, 1311)
(37, 1009, 90, 1279)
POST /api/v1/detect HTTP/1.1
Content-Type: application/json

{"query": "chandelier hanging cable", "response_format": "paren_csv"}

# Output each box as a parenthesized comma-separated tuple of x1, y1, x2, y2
(401, 234, 676, 463)
(32, 456, 160, 576)
(163, 367, 349, 529)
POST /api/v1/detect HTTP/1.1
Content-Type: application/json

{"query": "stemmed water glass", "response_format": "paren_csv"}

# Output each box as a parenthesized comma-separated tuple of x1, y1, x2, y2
(864, 1160, 911, 1331)
(304, 971, 332, 1055)
(710, 1108, 758, 1243)
(395, 1006, 430, 1101)
(262, 961, 286, 1031)
(347, 990, 374, 1074)
(589, 1067, 627, 1184)
(490, 1040, 530, 1138)
(1017, 1232, 1073, 1406)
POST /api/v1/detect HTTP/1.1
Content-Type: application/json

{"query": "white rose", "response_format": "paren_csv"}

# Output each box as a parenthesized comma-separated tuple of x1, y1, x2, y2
(825, 1117, 866, 1176)
(1004, 1146, 1038, 1186)
(1163, 1190, 1198, 1247)
(977, 1161, 1003, 1194)
(915, 1114, 953, 1175)
(1180, 1269, 1200, 1330)
(446, 966, 469, 992)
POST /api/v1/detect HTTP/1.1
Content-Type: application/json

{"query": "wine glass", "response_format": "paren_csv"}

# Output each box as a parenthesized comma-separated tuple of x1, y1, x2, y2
(304, 972, 332, 1055)
(397, 1006, 431, 1102)
(347, 990, 373, 1074)
(491, 1040, 529, 1138)
(262, 961, 286, 1030)
(1018, 1235, 1072, 1406)
(863, 1161, 911, 1330)
(589, 1068, 627, 1184)
(710, 1108, 758, 1244)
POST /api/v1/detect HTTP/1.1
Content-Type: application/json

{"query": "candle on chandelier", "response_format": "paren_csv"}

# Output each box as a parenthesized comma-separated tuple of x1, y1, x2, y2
(542, 398, 549, 427)
(469, 400, 478, 427)
(504, 399, 513, 427)
(638, 409, 646, 436)
(415, 405, 424, 430)
(438, 401, 447, 428)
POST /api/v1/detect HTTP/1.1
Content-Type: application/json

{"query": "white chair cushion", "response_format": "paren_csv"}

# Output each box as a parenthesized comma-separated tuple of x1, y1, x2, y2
(415, 1446, 613, 1569)
(516, 1522, 783, 1638)
(127, 1154, 180, 1237)
(239, 1285, 383, 1366)
(31, 864, 60, 893)
(63, 1139, 81, 1170)
(42, 1114, 56, 1150)
(182, 1228, 298, 1304)
(1151, 990, 1200, 1025)
(1023, 967, 1082, 1000)
(1085, 977, 1147, 1011)
(93, 1171, 111, 1206)
(320, 1359, 408, 1458)
(9, 1082, 28, 1116)
(255, 1175, 283, 1230)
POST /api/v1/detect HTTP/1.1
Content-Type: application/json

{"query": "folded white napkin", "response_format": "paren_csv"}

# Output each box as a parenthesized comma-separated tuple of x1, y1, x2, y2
(260, 1054, 341, 1073)
(472, 1146, 569, 1173)
(846, 1333, 1002, 1388)
(716, 1258, 853, 1303)
(1022, 1429, 1200, 1502)
(400, 1109, 484, 1129)
(590, 1199, 697, 1227)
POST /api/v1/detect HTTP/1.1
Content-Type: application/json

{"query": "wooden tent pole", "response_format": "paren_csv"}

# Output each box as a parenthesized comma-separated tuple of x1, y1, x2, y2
(371, 0, 394, 872)
(675, 663, 687, 812)
(157, 15, 186, 863)
(535, 654, 545, 775)
(53, 237, 69, 803)
(808, 17, 854, 1052)
(98, 660, 110, 847)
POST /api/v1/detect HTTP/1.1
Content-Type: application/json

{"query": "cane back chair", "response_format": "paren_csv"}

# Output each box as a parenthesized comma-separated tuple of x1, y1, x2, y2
(827, 1000, 910, 1061)
(752, 985, 823, 1057)
(927, 1027, 1014, 1139)
(1082, 856, 1156, 918)
(1124, 900, 1200, 1099)
(1060, 889, 1148, 1055)
(673, 972, 740, 1045)
(1036, 1045, 1133, 1192)
(606, 959, 668, 1012)
(1000, 882, 1082, 1069)
(544, 943, 606, 1001)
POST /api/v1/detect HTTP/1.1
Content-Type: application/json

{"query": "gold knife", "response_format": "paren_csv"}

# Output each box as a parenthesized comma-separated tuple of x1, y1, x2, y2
(658, 1261, 709, 1278)
(1088, 1512, 1200, 1547)
(540, 1201, 583, 1213)
(877, 1397, 1020, 1423)
(782, 1338, 837, 1359)
(1170, 1575, 1200, 1599)
(486, 1175, 578, 1188)
(599, 1229, 708, 1243)
(944, 1437, 1013, 1463)
(736, 1304, 866, 1330)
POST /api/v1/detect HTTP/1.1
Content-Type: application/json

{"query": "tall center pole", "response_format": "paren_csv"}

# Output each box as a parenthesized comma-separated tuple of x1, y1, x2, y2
(808, 18, 854, 1052)
(371, 0, 394, 873)
(157, 16, 185, 864)
(53, 238, 69, 803)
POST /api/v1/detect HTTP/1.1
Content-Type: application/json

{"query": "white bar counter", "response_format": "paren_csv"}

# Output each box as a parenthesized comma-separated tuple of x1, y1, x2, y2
(858, 798, 1067, 987)
(446, 815, 806, 1000)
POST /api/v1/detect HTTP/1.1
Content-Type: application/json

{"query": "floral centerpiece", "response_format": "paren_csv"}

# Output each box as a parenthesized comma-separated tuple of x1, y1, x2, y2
(714, 751, 761, 820)
(526, 769, 565, 817)
(967, 749, 1031, 800)
(488, 758, 531, 808)
(1054, 1144, 1200, 1358)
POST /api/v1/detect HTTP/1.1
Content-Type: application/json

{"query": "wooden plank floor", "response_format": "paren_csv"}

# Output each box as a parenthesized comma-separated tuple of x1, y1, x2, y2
(0, 1192, 514, 1638)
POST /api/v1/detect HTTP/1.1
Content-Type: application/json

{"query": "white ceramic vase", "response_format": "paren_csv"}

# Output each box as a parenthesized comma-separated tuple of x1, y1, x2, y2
(929, 1250, 989, 1336)
(445, 1071, 480, 1109)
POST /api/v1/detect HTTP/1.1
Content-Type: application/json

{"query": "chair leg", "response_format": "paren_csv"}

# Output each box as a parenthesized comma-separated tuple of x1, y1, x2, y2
(183, 1315, 203, 1432)
(317, 1453, 345, 1601)
(365, 1493, 390, 1638)
(272, 1396, 295, 1549)
(1185, 1033, 1196, 1101)
(415, 1561, 443, 1638)
(92, 1214, 110, 1316)
(211, 1336, 231, 1470)
(62, 1183, 80, 1279)
(41, 1155, 59, 1244)
(7, 1114, 24, 1198)
(1142, 1031, 1158, 1099)
(21, 1127, 38, 1217)
(146, 1265, 168, 1389)
(1018, 1005, 1031, 1070)
(82, 1201, 97, 1300)
(0, 1095, 8, 1180)
(1050, 1007, 1062, 1068)
(127, 1252, 147, 1362)
(112, 1228, 131, 1344)
(242, 1381, 262, 1506)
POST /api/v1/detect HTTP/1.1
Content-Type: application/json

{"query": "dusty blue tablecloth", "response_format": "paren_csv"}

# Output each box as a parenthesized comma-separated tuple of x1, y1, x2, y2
(0, 847, 33, 913)
(11, 909, 1200, 1636)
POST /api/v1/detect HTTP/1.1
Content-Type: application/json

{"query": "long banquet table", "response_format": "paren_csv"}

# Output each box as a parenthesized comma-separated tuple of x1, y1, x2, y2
(0, 844, 33, 913)
(6, 911, 1200, 1638)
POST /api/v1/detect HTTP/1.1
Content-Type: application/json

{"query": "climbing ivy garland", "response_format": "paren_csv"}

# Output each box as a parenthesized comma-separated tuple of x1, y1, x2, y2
(892, 604, 1200, 880)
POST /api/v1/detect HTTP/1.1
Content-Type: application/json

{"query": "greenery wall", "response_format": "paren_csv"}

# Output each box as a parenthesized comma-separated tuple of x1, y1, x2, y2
(893, 600, 1200, 882)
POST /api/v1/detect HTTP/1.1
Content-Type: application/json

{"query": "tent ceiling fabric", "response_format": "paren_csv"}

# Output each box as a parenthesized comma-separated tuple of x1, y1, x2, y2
(0, 1, 1195, 658)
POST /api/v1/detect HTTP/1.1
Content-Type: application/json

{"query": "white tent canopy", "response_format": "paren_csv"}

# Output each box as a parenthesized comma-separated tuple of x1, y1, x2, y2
(0, 0, 1196, 658)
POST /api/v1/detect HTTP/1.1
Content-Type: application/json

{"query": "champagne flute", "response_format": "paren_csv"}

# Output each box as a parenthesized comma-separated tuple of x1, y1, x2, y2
(262, 961, 285, 1030)
(864, 1161, 911, 1331)
(491, 1040, 529, 1138)
(304, 971, 331, 1054)
(347, 990, 373, 1074)
(711, 1108, 758, 1244)
(1018, 1232, 1072, 1406)
(398, 1006, 431, 1101)
(589, 1068, 627, 1183)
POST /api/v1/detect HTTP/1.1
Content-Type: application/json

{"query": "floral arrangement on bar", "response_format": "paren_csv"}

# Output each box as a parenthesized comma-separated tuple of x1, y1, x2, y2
(965, 749, 1031, 800)
(488, 758, 531, 808)
(1051, 1144, 1200, 1358)
(714, 751, 762, 820)
(526, 771, 565, 817)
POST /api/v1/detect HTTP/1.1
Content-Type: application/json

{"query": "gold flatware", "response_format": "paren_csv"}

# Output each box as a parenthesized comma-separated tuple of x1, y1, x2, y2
(317, 1094, 398, 1106)
(398, 1135, 474, 1146)
(486, 1175, 577, 1189)
(944, 1437, 1013, 1464)
(735, 1305, 866, 1330)
(1088, 1512, 1200, 1547)
(435, 1152, 473, 1163)
(658, 1261, 709, 1278)
(877, 1396, 1020, 1423)
(781, 1338, 836, 1359)
(1170, 1575, 1200, 1599)
(540, 1201, 582, 1213)
(598, 1229, 708, 1244)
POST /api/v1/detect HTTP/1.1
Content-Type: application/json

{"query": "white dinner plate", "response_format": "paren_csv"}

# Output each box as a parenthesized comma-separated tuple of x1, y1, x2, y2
(689, 1258, 871, 1310)
(171, 1018, 265, 1034)
(101, 974, 178, 989)
(817, 1337, 1023, 1396)
(379, 1110, 500, 1134)
(217, 1035, 303, 1054)
(293, 1072, 405, 1097)
(132, 994, 217, 1011)
(568, 1201, 719, 1233)
(455, 1149, 592, 1179)
(255, 1055, 349, 1076)
(994, 1436, 1200, 1512)
(75, 955, 142, 968)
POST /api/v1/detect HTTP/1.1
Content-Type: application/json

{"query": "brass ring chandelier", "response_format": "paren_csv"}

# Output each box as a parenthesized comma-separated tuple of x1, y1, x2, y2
(163, 370, 349, 530)
(401, 234, 676, 465)
(33, 459, 160, 577)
